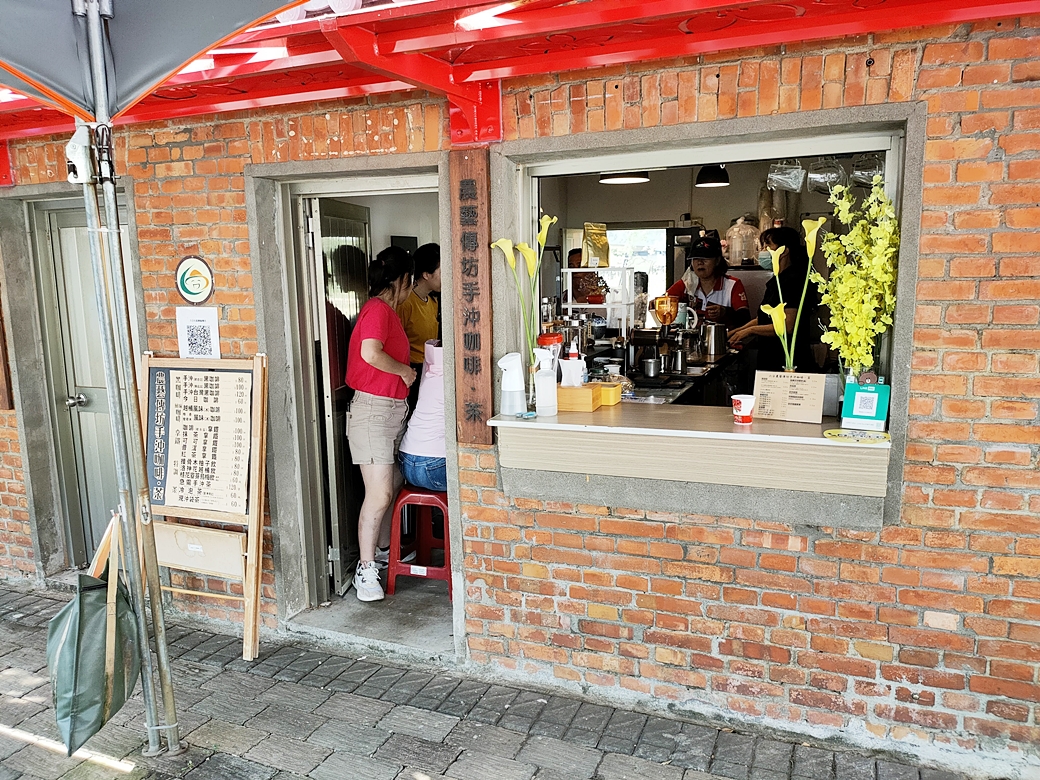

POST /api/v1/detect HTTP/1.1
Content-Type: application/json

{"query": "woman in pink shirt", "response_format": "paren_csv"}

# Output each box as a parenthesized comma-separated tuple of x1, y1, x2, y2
(346, 245, 416, 602)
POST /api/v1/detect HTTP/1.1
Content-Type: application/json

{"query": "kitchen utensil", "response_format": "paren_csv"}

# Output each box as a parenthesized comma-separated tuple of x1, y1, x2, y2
(808, 157, 848, 194)
(660, 353, 672, 373)
(851, 152, 884, 187)
(673, 349, 688, 374)
(642, 358, 660, 378)
(652, 295, 679, 327)
(767, 159, 806, 192)
(702, 322, 728, 359)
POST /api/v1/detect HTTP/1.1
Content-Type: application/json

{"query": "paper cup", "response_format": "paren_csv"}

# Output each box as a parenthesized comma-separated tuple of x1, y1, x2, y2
(732, 394, 755, 425)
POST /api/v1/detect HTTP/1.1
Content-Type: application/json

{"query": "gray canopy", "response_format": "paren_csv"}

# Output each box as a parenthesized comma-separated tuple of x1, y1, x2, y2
(0, 0, 303, 120)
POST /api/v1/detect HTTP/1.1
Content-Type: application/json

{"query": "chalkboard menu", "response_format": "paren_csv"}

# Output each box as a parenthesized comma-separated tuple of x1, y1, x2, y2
(145, 366, 254, 515)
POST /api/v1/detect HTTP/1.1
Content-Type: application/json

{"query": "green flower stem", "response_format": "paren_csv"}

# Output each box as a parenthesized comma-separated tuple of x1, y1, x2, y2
(788, 260, 813, 372)
(773, 269, 793, 371)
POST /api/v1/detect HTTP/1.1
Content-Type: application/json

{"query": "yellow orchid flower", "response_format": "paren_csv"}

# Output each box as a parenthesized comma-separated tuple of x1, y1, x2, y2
(491, 238, 516, 270)
(802, 217, 828, 262)
(516, 242, 538, 280)
(759, 303, 788, 340)
(537, 214, 558, 251)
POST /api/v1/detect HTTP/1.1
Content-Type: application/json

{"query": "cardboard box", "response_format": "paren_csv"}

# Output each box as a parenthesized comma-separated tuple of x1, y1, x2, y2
(557, 383, 602, 412)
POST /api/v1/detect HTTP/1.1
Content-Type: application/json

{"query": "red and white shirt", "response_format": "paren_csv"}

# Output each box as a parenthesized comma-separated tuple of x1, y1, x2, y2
(666, 274, 749, 321)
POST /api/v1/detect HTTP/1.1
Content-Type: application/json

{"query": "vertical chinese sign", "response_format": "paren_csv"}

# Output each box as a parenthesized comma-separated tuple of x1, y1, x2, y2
(450, 148, 493, 445)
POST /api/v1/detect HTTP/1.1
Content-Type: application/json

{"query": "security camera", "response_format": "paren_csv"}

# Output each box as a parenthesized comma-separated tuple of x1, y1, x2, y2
(66, 126, 93, 184)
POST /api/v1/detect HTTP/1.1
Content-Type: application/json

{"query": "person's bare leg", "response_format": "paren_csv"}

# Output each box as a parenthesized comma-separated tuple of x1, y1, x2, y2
(358, 464, 396, 562)
(376, 465, 404, 549)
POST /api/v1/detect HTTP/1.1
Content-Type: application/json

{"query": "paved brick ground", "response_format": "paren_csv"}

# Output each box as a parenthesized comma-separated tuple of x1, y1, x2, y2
(0, 584, 967, 780)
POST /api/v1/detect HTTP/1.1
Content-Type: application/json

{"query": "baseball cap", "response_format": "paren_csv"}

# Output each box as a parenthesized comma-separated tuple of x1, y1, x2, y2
(686, 233, 722, 260)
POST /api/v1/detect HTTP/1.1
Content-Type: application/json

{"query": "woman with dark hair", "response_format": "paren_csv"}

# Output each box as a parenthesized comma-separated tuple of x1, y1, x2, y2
(346, 245, 416, 602)
(728, 226, 820, 372)
(397, 243, 441, 408)
(666, 233, 750, 327)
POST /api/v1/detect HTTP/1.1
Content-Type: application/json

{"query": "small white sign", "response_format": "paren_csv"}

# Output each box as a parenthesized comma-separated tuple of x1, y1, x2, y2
(176, 306, 221, 360)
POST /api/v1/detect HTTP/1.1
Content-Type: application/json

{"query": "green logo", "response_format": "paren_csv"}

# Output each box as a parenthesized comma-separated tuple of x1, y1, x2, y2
(175, 256, 213, 304)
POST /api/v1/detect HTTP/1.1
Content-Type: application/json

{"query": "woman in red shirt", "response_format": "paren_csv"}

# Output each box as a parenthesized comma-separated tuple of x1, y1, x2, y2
(666, 233, 751, 327)
(346, 246, 416, 602)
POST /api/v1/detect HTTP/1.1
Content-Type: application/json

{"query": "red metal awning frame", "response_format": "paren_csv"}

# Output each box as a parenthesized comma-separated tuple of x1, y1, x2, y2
(2, 0, 1040, 150)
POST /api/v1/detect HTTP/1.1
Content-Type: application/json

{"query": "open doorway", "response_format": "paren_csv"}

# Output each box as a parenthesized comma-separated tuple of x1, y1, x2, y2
(288, 182, 454, 656)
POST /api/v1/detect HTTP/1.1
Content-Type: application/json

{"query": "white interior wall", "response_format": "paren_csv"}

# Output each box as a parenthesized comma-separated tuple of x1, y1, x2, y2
(335, 191, 440, 253)
(543, 159, 839, 238)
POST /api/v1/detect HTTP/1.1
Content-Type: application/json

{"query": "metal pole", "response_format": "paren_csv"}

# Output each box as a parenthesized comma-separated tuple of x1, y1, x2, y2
(80, 0, 178, 756)
(94, 130, 183, 753)
(77, 152, 163, 758)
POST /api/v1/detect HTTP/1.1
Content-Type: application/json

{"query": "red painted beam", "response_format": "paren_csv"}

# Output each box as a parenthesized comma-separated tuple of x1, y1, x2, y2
(0, 112, 74, 141)
(229, 0, 493, 46)
(0, 141, 13, 187)
(455, 0, 1040, 82)
(120, 77, 414, 125)
(381, 0, 775, 54)
(321, 19, 501, 144)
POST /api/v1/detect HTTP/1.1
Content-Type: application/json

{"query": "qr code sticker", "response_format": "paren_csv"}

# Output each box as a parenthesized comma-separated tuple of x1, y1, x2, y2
(853, 391, 878, 417)
(185, 325, 213, 358)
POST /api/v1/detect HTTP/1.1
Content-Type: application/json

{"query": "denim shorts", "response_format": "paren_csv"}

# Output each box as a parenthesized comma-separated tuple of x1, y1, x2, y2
(399, 452, 447, 492)
(346, 392, 408, 465)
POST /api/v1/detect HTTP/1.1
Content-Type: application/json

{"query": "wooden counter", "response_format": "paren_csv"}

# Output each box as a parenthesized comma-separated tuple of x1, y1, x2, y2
(488, 405, 891, 498)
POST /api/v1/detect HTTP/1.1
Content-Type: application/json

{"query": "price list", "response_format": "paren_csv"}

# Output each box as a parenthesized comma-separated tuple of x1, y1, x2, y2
(146, 368, 253, 514)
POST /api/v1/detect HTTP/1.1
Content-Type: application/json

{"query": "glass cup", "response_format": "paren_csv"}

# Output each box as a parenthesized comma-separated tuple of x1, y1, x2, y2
(731, 394, 755, 425)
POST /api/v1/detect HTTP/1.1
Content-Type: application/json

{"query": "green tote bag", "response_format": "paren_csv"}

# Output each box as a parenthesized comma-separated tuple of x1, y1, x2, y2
(46, 524, 141, 755)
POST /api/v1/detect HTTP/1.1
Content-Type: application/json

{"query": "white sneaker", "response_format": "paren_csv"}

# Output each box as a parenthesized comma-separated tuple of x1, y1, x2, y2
(374, 546, 416, 570)
(353, 561, 384, 602)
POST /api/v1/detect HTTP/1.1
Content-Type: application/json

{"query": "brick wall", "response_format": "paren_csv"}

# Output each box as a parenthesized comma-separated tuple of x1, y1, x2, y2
(4, 14, 1040, 763)
(457, 18, 1040, 760)
(7, 95, 447, 605)
(0, 413, 31, 580)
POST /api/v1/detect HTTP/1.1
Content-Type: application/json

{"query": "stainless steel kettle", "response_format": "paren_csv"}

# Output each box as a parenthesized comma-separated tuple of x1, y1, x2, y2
(701, 322, 728, 358)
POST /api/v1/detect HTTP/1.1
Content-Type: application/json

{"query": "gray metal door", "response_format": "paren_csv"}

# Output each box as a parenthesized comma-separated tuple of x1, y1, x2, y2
(304, 198, 371, 595)
(36, 208, 132, 563)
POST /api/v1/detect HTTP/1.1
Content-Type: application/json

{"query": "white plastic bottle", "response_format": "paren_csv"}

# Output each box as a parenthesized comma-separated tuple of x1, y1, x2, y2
(533, 348, 558, 417)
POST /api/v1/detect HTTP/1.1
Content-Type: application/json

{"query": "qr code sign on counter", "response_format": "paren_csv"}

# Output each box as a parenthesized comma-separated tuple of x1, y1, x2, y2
(185, 325, 213, 358)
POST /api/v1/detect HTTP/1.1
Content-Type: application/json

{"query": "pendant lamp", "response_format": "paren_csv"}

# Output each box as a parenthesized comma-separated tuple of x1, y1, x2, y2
(599, 171, 650, 185)
(695, 164, 729, 188)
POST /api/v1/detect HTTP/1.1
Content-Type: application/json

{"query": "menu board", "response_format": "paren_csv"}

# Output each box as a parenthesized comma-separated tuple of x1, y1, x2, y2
(753, 371, 827, 424)
(145, 366, 253, 514)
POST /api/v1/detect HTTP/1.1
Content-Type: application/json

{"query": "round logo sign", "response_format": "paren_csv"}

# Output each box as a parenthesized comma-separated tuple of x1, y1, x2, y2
(175, 255, 214, 305)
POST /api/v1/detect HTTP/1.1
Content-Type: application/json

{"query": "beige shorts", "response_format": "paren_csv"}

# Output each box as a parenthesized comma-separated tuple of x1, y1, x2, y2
(347, 391, 409, 466)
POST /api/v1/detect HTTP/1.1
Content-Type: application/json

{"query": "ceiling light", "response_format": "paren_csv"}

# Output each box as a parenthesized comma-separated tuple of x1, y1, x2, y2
(695, 164, 729, 188)
(599, 171, 650, 185)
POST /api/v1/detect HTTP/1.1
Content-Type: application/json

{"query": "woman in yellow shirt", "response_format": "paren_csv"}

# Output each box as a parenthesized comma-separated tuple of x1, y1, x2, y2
(397, 243, 441, 408)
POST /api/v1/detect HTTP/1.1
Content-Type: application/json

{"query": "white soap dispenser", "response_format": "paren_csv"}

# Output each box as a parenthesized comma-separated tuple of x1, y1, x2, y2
(498, 352, 526, 415)
(533, 348, 558, 417)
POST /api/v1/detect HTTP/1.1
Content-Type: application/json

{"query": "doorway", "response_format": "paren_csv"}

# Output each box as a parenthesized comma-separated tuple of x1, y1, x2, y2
(33, 205, 134, 565)
(287, 180, 453, 656)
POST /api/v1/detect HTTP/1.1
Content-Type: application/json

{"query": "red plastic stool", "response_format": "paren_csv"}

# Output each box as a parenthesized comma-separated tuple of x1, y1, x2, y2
(387, 487, 451, 599)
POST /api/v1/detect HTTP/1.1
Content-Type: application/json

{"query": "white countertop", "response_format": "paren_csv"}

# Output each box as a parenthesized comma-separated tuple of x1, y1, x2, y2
(488, 404, 890, 449)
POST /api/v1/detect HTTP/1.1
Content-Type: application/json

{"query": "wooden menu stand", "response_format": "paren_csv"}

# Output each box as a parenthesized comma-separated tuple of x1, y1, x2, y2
(138, 353, 269, 660)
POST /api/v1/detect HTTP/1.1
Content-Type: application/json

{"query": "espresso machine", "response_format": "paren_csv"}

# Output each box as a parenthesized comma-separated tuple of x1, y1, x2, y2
(630, 296, 682, 378)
